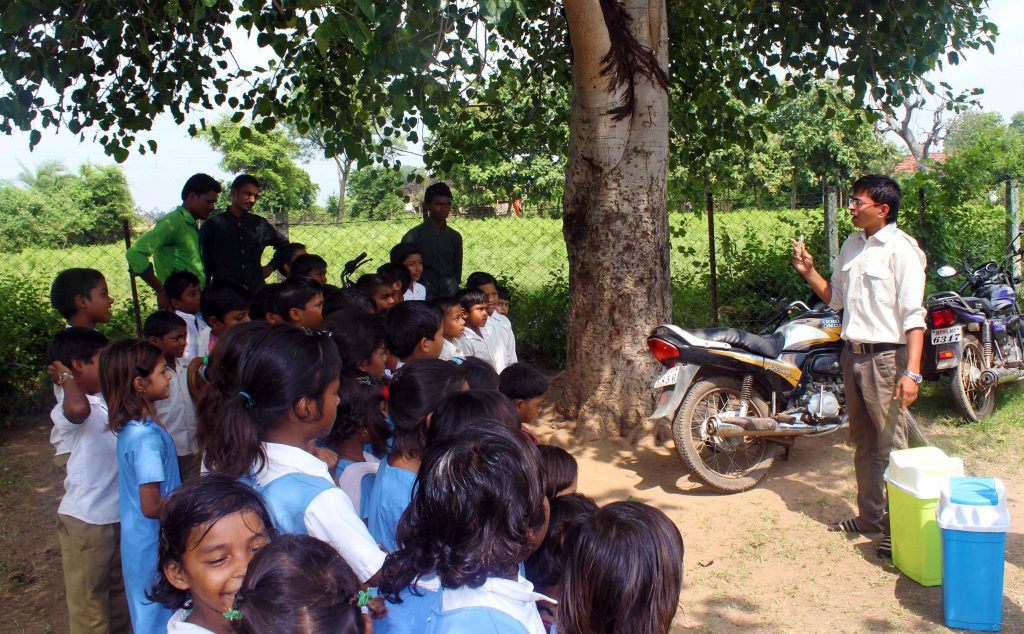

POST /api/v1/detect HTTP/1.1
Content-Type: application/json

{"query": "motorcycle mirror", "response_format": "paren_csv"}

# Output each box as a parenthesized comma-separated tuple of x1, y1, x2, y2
(937, 265, 958, 278)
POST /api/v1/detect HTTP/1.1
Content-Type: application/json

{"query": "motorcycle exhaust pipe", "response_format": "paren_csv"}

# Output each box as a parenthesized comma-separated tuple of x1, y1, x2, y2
(978, 367, 1024, 387)
(711, 420, 820, 438)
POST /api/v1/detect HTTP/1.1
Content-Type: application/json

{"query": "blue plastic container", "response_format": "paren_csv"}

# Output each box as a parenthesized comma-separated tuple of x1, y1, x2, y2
(937, 477, 1011, 632)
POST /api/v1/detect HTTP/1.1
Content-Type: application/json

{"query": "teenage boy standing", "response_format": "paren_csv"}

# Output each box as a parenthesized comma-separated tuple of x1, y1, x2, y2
(791, 174, 926, 554)
(401, 183, 462, 299)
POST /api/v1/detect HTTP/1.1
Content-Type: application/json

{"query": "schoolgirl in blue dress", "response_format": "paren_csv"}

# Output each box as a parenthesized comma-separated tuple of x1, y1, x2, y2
(100, 339, 182, 633)
(322, 376, 385, 514)
(557, 502, 685, 634)
(197, 323, 385, 584)
(150, 475, 276, 634)
(363, 359, 466, 552)
(376, 421, 551, 634)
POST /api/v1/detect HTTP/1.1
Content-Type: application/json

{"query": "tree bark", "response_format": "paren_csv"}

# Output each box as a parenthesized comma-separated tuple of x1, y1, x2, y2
(334, 155, 353, 224)
(561, 0, 671, 441)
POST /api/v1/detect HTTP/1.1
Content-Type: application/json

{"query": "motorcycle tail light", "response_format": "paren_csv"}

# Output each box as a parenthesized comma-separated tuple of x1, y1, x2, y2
(648, 338, 679, 365)
(939, 351, 955, 359)
(930, 308, 956, 329)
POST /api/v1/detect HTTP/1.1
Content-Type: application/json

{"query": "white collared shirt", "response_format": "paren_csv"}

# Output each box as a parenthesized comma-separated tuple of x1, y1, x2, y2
(829, 222, 927, 344)
(253, 442, 386, 582)
(439, 338, 464, 361)
(454, 327, 495, 368)
(176, 311, 209, 364)
(441, 576, 553, 634)
(54, 393, 119, 525)
(484, 312, 518, 372)
(404, 281, 427, 301)
(153, 358, 197, 456)
(166, 608, 216, 633)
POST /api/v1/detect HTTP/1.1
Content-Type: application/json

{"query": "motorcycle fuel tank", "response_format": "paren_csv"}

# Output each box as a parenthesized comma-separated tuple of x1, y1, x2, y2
(977, 283, 1017, 311)
(777, 315, 842, 352)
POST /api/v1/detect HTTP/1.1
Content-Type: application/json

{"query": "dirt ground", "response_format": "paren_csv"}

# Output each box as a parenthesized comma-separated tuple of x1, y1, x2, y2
(2, 400, 1022, 633)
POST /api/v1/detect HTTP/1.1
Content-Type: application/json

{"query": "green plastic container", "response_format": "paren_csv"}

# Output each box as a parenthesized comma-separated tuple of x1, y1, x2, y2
(884, 447, 964, 586)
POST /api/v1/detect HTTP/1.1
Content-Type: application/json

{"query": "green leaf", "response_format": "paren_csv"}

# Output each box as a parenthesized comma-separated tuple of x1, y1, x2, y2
(28, 129, 40, 148)
(147, 139, 158, 153)
(355, 0, 376, 21)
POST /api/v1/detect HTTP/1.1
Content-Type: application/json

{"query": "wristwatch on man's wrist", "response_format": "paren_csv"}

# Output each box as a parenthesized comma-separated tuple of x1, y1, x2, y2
(902, 370, 923, 384)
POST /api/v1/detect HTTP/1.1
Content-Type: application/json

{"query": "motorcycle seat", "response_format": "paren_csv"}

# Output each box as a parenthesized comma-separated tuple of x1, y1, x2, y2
(962, 296, 997, 314)
(689, 328, 784, 359)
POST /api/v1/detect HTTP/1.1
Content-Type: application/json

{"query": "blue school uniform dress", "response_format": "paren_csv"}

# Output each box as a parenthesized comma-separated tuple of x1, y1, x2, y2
(249, 442, 385, 582)
(116, 418, 181, 634)
(377, 575, 550, 634)
(364, 457, 418, 552)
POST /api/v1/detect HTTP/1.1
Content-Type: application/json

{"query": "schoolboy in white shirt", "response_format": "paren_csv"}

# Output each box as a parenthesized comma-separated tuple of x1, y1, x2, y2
(164, 271, 209, 364)
(144, 311, 201, 481)
(453, 288, 495, 368)
(466, 272, 517, 372)
(45, 328, 131, 634)
(432, 296, 467, 361)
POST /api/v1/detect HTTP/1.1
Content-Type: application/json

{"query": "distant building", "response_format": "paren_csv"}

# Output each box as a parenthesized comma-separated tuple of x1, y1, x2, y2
(890, 152, 948, 175)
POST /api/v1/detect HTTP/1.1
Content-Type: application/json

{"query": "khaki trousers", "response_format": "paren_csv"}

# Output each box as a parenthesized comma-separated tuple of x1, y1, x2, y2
(840, 347, 909, 532)
(56, 514, 132, 634)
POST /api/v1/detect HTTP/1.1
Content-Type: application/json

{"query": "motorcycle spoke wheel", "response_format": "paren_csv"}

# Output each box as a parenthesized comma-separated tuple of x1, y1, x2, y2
(673, 379, 775, 493)
(951, 338, 995, 422)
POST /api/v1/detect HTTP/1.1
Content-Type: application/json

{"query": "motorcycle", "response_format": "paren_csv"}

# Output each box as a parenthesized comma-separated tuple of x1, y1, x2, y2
(646, 301, 849, 493)
(923, 238, 1024, 421)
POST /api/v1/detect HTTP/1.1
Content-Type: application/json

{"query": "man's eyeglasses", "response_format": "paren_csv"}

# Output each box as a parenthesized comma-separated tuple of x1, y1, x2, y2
(849, 198, 883, 209)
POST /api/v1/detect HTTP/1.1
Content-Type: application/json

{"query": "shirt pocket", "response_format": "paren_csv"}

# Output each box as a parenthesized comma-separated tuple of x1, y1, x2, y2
(863, 264, 895, 307)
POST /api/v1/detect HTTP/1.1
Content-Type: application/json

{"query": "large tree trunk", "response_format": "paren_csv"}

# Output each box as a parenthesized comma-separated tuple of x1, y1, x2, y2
(334, 155, 353, 224)
(561, 0, 671, 441)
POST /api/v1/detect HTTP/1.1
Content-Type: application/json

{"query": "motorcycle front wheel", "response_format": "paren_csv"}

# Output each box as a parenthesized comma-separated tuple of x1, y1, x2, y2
(951, 336, 995, 422)
(673, 378, 775, 493)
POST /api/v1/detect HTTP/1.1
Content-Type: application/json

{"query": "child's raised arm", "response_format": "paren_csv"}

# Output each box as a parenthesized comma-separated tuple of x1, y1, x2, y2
(48, 361, 90, 424)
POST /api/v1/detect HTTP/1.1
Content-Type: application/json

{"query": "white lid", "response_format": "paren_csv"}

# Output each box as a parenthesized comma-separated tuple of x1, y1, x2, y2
(883, 446, 964, 499)
(937, 477, 1011, 533)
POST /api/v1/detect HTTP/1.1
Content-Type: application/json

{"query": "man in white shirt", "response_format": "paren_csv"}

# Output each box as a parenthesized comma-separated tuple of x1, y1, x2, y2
(792, 174, 926, 543)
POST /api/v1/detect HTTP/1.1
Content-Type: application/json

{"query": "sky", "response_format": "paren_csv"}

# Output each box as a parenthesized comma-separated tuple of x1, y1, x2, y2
(0, 0, 1021, 213)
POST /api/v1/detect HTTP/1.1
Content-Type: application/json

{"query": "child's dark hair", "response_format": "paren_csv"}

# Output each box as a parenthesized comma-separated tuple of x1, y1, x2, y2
(431, 296, 459, 314)
(456, 288, 488, 312)
(355, 274, 390, 297)
(272, 242, 306, 276)
(150, 474, 277, 609)
(200, 279, 251, 323)
(497, 284, 511, 301)
(853, 173, 901, 224)
(558, 502, 684, 634)
(194, 320, 272, 437)
(197, 324, 340, 479)
(428, 390, 521, 445)
(163, 271, 201, 303)
(386, 301, 443, 359)
(235, 534, 366, 634)
(386, 358, 465, 458)
(99, 338, 165, 433)
(45, 327, 109, 368)
(50, 268, 106, 319)
(324, 287, 374, 316)
(325, 376, 387, 452)
(499, 362, 549, 400)
(524, 493, 598, 590)
(389, 242, 421, 266)
(538, 445, 578, 499)
(143, 310, 187, 339)
(290, 253, 328, 280)
(379, 422, 547, 599)
(377, 262, 411, 293)
(322, 310, 387, 377)
(465, 271, 498, 289)
(248, 283, 279, 321)
(267, 277, 322, 321)
(461, 356, 500, 390)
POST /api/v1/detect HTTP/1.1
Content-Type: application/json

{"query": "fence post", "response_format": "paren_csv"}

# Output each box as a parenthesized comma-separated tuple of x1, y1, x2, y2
(275, 206, 290, 240)
(917, 187, 927, 252)
(825, 185, 839, 271)
(121, 219, 143, 337)
(706, 187, 719, 326)
(1008, 178, 1021, 279)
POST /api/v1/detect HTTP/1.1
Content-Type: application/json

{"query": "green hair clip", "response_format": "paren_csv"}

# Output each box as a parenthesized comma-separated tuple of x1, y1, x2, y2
(222, 608, 242, 621)
(357, 588, 377, 608)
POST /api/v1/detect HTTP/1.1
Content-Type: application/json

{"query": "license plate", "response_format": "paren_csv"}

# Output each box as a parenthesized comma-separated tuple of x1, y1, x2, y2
(652, 365, 680, 388)
(931, 326, 962, 345)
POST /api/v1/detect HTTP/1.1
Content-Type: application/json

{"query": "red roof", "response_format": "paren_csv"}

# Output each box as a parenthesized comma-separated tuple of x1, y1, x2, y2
(891, 152, 948, 175)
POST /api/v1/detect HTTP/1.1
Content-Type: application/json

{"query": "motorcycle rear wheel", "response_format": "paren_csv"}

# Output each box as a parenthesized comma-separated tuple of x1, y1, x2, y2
(673, 378, 775, 493)
(951, 336, 995, 422)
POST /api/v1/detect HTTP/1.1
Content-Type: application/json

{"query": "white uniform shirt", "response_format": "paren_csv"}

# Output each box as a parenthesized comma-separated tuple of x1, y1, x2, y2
(441, 576, 553, 634)
(484, 311, 518, 372)
(54, 393, 120, 525)
(829, 222, 927, 344)
(49, 384, 72, 456)
(454, 327, 495, 368)
(403, 281, 427, 301)
(254, 442, 386, 582)
(176, 311, 209, 364)
(153, 358, 197, 456)
(439, 338, 464, 361)
(166, 609, 216, 633)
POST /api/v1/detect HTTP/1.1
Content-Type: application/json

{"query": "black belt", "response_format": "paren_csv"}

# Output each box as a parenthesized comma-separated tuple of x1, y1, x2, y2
(847, 341, 905, 354)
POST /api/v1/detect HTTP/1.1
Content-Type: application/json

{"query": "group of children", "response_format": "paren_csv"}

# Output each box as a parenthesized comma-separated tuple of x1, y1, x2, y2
(44, 251, 684, 634)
